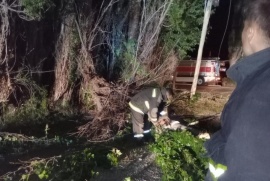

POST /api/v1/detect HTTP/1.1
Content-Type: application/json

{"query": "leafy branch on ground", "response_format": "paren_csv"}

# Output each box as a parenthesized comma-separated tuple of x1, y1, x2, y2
(150, 131, 208, 181)
(1, 145, 122, 181)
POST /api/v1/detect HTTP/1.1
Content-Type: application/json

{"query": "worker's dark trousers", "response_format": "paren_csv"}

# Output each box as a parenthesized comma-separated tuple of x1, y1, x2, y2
(131, 109, 152, 135)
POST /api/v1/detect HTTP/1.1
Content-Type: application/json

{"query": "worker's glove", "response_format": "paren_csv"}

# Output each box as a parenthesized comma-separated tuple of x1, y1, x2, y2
(157, 116, 171, 126)
(159, 109, 168, 117)
(153, 116, 170, 134)
(163, 120, 187, 130)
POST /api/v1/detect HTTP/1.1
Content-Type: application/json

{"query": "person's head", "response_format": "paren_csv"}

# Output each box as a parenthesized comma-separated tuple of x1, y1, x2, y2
(241, 0, 270, 56)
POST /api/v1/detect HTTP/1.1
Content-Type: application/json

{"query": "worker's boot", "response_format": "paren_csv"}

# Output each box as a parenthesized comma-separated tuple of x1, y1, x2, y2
(133, 134, 146, 146)
(143, 133, 155, 143)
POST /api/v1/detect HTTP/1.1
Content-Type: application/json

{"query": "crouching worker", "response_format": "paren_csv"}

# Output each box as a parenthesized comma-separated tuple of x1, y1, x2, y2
(129, 87, 174, 143)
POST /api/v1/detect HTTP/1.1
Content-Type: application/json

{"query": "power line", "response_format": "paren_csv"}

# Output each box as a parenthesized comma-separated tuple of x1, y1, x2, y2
(217, 0, 232, 59)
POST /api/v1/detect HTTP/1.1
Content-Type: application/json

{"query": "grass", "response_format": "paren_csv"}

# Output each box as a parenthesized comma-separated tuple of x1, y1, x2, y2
(171, 91, 229, 117)
(191, 93, 229, 116)
(222, 77, 236, 87)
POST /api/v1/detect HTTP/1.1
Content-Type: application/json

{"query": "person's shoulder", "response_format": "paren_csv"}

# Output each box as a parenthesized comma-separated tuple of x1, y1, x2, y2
(248, 68, 270, 100)
(256, 65, 270, 86)
(133, 87, 154, 96)
(159, 87, 166, 91)
(141, 87, 159, 92)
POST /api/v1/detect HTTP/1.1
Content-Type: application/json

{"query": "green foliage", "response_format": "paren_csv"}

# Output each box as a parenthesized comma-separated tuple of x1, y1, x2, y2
(124, 177, 132, 181)
(22, 0, 54, 20)
(80, 85, 95, 110)
(1, 89, 49, 127)
(107, 148, 122, 166)
(0, 133, 75, 157)
(161, 0, 204, 57)
(45, 124, 49, 138)
(6, 147, 122, 181)
(19, 148, 98, 181)
(150, 131, 208, 181)
(190, 92, 202, 103)
(1, 143, 123, 181)
(0, 70, 49, 128)
(31, 159, 52, 180)
(119, 40, 147, 83)
(69, 27, 81, 85)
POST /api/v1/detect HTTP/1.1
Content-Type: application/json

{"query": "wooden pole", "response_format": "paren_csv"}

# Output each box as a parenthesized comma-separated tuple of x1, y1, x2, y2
(190, 0, 213, 97)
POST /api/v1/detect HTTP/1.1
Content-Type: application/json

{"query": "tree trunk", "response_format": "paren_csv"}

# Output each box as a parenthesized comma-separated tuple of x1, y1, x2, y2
(0, 0, 13, 103)
(138, 0, 171, 62)
(53, 15, 75, 103)
(128, 0, 141, 40)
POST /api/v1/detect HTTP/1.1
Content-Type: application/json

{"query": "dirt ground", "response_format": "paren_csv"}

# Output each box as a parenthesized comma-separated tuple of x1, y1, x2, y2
(92, 147, 162, 181)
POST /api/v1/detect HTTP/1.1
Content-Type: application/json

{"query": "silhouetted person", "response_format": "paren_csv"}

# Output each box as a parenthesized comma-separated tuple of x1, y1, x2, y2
(205, 0, 270, 180)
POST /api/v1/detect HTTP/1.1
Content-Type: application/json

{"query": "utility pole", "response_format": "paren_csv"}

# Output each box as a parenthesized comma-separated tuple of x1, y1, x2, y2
(190, 0, 214, 98)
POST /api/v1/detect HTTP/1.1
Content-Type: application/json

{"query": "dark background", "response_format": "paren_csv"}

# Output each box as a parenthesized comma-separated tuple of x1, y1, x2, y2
(191, 0, 234, 60)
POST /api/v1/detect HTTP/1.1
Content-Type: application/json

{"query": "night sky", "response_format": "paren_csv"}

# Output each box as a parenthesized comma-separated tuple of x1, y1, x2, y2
(201, 0, 233, 60)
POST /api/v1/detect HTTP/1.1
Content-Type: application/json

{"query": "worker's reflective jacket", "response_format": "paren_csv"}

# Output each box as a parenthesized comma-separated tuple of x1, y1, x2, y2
(129, 87, 168, 114)
(209, 159, 227, 181)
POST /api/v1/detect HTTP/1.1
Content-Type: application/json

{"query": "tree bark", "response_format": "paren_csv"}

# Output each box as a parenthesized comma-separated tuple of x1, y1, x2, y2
(128, 0, 141, 40)
(53, 15, 75, 103)
(0, 0, 12, 103)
